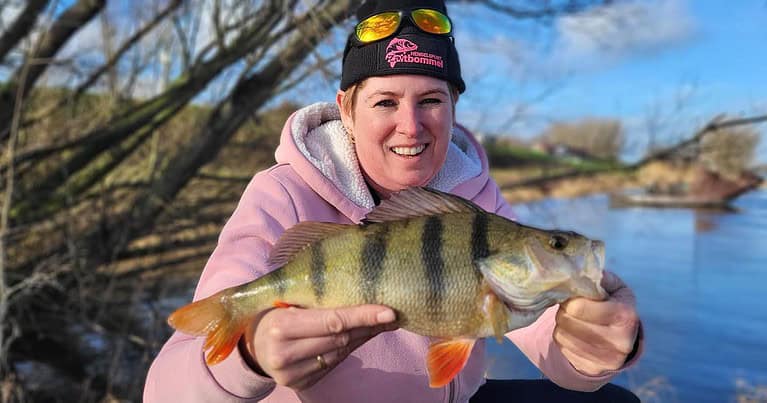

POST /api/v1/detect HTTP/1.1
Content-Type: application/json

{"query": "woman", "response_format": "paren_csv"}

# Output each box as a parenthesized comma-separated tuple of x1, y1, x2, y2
(144, 0, 642, 401)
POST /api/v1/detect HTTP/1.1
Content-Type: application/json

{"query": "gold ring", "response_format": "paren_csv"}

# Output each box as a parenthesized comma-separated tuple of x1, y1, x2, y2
(316, 354, 328, 370)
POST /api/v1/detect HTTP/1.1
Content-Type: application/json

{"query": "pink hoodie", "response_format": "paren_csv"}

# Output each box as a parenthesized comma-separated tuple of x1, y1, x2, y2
(144, 103, 639, 402)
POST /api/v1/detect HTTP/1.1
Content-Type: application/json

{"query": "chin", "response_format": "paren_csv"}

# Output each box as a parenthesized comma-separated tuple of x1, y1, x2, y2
(398, 175, 434, 189)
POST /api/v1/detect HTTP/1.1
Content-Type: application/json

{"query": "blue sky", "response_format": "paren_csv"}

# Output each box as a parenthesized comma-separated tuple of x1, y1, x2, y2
(447, 0, 767, 162)
(2, 0, 765, 163)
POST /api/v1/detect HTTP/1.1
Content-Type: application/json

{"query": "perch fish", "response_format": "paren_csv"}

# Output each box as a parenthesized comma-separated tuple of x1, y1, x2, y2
(168, 187, 607, 388)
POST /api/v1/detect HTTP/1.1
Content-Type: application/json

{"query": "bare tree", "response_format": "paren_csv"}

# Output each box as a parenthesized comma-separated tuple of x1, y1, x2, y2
(699, 127, 761, 177)
(0, 1, 616, 400)
(0, 0, 51, 63)
(542, 118, 625, 161)
(0, 0, 107, 141)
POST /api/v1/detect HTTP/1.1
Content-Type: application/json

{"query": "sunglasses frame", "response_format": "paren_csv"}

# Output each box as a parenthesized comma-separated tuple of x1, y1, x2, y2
(353, 8, 453, 46)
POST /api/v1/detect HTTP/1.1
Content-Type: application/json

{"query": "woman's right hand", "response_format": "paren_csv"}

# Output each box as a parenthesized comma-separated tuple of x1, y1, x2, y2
(240, 305, 399, 391)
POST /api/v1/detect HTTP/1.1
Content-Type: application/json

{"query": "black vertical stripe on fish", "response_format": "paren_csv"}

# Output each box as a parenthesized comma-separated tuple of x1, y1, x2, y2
(471, 213, 490, 260)
(310, 243, 325, 304)
(361, 225, 389, 303)
(422, 216, 445, 322)
(470, 213, 489, 281)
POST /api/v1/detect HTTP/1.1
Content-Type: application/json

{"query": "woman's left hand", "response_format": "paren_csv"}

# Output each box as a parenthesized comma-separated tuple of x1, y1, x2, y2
(554, 270, 640, 376)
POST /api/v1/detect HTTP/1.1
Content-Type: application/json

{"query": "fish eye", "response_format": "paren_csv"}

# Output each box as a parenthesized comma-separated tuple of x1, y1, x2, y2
(549, 235, 568, 250)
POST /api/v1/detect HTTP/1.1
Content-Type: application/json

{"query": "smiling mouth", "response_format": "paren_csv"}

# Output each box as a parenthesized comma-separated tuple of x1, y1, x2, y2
(391, 144, 427, 156)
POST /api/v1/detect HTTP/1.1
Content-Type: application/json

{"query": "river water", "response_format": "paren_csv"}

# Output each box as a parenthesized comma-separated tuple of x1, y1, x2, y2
(485, 189, 767, 402)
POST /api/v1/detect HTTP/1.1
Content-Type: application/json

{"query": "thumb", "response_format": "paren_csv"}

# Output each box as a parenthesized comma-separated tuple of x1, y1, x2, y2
(601, 270, 624, 294)
(601, 270, 636, 305)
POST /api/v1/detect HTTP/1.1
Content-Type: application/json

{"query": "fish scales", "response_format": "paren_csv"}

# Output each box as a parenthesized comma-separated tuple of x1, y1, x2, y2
(363, 212, 487, 337)
(266, 212, 500, 337)
(167, 187, 608, 388)
(239, 212, 490, 337)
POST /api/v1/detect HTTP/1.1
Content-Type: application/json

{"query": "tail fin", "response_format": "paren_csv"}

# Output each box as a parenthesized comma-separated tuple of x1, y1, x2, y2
(167, 291, 248, 365)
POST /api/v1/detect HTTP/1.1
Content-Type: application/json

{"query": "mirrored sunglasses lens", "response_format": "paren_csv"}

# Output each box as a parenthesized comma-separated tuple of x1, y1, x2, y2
(356, 12, 400, 43)
(412, 9, 451, 34)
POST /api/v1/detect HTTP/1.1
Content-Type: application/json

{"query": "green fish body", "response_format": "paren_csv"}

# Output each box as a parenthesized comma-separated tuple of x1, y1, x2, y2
(169, 187, 607, 387)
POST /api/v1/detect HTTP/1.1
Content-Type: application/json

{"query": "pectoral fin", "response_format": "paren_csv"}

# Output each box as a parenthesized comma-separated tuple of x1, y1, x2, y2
(273, 300, 300, 309)
(482, 286, 511, 343)
(426, 338, 476, 388)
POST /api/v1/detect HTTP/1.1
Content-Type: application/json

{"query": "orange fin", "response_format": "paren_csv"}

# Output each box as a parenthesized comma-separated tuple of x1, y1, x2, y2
(426, 338, 476, 388)
(167, 291, 247, 365)
(273, 300, 299, 308)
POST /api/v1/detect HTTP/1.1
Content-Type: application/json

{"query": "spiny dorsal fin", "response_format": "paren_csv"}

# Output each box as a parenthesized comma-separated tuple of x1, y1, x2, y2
(364, 187, 483, 224)
(267, 222, 349, 267)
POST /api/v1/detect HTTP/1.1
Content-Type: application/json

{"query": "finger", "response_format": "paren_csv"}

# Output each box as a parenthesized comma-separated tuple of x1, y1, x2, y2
(553, 325, 621, 373)
(560, 296, 637, 326)
(556, 309, 635, 357)
(288, 366, 327, 391)
(599, 271, 637, 307)
(601, 271, 629, 296)
(268, 323, 398, 370)
(278, 330, 381, 390)
(275, 305, 396, 339)
(554, 330, 612, 372)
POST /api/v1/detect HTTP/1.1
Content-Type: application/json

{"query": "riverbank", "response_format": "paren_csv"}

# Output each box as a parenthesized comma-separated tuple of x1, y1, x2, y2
(493, 161, 764, 203)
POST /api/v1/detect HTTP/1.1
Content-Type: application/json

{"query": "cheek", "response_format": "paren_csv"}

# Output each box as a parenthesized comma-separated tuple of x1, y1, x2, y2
(429, 108, 453, 135)
(353, 119, 392, 151)
(430, 115, 453, 153)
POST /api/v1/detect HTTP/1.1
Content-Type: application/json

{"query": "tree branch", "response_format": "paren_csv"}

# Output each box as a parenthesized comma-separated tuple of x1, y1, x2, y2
(0, 0, 107, 141)
(628, 114, 767, 169)
(0, 0, 50, 63)
(463, 0, 612, 19)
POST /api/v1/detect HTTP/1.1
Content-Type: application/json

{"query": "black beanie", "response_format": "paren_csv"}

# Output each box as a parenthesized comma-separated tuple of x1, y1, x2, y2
(340, 0, 466, 93)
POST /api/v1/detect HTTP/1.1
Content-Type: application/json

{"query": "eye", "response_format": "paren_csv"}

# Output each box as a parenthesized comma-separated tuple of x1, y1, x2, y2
(374, 99, 396, 107)
(549, 235, 568, 250)
(420, 97, 442, 105)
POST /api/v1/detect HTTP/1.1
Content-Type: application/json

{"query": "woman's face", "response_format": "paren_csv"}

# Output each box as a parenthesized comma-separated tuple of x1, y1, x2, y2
(337, 75, 454, 199)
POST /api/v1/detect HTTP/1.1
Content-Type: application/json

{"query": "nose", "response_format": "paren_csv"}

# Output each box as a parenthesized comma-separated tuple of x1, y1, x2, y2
(396, 104, 422, 136)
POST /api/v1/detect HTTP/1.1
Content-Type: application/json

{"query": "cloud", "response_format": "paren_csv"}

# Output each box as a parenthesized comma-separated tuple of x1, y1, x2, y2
(451, 0, 696, 84)
(553, 0, 696, 65)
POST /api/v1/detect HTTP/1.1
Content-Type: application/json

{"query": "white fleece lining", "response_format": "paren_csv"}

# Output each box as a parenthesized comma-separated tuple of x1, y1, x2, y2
(291, 102, 482, 208)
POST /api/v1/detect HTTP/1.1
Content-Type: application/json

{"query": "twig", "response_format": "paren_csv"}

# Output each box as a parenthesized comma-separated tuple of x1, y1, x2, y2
(0, 53, 31, 372)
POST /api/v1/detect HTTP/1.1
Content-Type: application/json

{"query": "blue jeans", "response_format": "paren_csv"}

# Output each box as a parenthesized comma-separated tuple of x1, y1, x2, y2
(470, 379, 640, 403)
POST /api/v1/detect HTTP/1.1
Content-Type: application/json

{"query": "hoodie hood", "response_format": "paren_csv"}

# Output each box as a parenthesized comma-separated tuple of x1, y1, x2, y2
(274, 102, 489, 220)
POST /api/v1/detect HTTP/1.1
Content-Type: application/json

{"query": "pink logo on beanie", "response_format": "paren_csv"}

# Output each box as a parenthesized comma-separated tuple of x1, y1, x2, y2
(385, 38, 444, 69)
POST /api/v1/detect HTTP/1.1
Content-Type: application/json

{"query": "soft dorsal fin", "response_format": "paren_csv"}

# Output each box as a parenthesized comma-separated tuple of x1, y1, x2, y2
(364, 187, 483, 224)
(267, 222, 349, 267)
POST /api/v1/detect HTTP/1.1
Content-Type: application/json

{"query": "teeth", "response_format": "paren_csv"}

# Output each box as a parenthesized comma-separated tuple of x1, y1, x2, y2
(391, 144, 426, 156)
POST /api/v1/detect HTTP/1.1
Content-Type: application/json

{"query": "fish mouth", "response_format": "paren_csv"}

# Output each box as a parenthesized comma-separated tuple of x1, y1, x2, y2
(592, 240, 605, 270)
(586, 240, 608, 299)
(391, 143, 427, 157)
(569, 240, 608, 300)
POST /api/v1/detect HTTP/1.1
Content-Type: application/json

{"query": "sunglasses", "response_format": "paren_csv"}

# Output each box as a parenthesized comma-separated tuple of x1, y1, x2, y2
(354, 8, 452, 44)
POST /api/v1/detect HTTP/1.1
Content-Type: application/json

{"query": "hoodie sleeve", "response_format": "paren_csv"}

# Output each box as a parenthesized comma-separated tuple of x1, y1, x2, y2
(489, 181, 643, 392)
(144, 170, 299, 402)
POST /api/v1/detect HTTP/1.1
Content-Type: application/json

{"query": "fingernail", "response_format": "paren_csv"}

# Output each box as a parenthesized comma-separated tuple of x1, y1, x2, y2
(377, 309, 395, 323)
